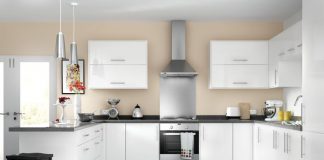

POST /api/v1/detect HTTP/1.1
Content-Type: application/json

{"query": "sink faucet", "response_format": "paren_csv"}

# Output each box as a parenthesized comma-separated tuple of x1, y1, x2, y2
(294, 95, 303, 106)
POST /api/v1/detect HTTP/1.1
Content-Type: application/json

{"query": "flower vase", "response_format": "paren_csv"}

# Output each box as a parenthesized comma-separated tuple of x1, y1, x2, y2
(60, 104, 67, 123)
(74, 94, 81, 121)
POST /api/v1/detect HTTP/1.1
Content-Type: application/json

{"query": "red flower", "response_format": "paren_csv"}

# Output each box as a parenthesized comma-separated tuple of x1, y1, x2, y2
(68, 80, 86, 93)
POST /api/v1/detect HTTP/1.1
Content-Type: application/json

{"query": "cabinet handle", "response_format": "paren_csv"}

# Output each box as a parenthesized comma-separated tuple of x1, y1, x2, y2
(278, 52, 285, 56)
(203, 126, 205, 141)
(110, 82, 126, 85)
(274, 69, 277, 86)
(297, 44, 302, 48)
(287, 48, 296, 52)
(273, 130, 275, 149)
(95, 130, 100, 133)
(301, 135, 305, 158)
(110, 59, 126, 62)
(232, 82, 248, 85)
(94, 142, 100, 145)
(9, 58, 11, 68)
(83, 134, 90, 137)
(287, 133, 291, 154)
(13, 58, 15, 68)
(83, 148, 90, 152)
(156, 125, 159, 141)
(232, 59, 248, 62)
(257, 127, 260, 144)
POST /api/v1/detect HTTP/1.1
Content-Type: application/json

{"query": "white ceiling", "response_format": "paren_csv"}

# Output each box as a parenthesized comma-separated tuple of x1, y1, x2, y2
(0, 0, 302, 21)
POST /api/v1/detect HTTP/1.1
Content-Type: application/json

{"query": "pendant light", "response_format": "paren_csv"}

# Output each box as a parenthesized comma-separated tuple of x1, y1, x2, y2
(70, 2, 78, 65)
(55, 0, 66, 59)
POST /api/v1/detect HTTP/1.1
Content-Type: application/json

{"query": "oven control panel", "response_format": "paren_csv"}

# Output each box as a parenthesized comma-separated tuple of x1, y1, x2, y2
(160, 123, 199, 131)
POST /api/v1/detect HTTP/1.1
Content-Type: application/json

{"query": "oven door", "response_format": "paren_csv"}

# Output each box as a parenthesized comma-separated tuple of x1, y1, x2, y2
(160, 131, 199, 160)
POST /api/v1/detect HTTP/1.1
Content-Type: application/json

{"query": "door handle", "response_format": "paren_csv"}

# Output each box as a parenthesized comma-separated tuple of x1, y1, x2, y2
(13, 112, 25, 116)
(0, 112, 10, 116)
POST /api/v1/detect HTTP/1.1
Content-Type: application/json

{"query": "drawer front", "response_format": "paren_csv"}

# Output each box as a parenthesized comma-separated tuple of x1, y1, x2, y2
(88, 40, 147, 65)
(211, 40, 268, 65)
(76, 125, 103, 145)
(210, 65, 268, 89)
(77, 140, 93, 160)
(88, 65, 147, 89)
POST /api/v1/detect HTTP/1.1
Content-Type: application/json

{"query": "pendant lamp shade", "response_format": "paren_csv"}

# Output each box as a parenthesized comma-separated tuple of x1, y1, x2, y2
(55, 0, 65, 59)
(56, 32, 66, 59)
(70, 2, 78, 65)
(70, 42, 78, 65)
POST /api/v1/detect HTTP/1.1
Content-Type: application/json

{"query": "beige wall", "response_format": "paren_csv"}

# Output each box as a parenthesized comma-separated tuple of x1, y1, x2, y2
(0, 21, 283, 117)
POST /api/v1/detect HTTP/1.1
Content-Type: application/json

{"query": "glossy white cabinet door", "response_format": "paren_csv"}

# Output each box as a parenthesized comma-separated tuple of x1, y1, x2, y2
(88, 40, 148, 65)
(269, 61, 302, 88)
(303, 0, 324, 133)
(126, 123, 159, 160)
(88, 65, 147, 89)
(106, 124, 125, 160)
(287, 130, 303, 160)
(304, 132, 324, 160)
(210, 65, 268, 89)
(233, 123, 253, 160)
(210, 40, 268, 65)
(200, 123, 232, 160)
(253, 124, 274, 160)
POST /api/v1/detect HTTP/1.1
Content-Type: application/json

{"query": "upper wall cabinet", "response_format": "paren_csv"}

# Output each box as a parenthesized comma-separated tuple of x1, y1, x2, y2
(88, 40, 148, 89)
(210, 40, 269, 89)
(269, 21, 302, 88)
(211, 40, 268, 65)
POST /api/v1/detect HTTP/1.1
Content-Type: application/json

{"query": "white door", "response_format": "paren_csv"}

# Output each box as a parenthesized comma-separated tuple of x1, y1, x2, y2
(253, 124, 273, 160)
(304, 132, 324, 160)
(287, 130, 303, 160)
(0, 56, 56, 159)
(106, 123, 125, 160)
(233, 123, 253, 160)
(200, 123, 232, 160)
(126, 123, 159, 160)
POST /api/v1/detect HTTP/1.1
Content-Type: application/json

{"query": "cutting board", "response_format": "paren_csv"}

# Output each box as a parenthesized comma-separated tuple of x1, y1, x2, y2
(239, 103, 251, 120)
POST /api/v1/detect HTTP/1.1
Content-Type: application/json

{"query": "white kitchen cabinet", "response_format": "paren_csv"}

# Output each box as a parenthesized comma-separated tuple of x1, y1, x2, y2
(210, 40, 268, 65)
(269, 62, 302, 88)
(268, 21, 302, 88)
(19, 124, 105, 160)
(88, 65, 147, 89)
(88, 40, 148, 89)
(254, 124, 273, 160)
(200, 123, 232, 160)
(210, 65, 268, 89)
(105, 124, 126, 160)
(210, 40, 269, 89)
(287, 130, 303, 160)
(126, 123, 159, 160)
(233, 123, 253, 160)
(88, 40, 147, 65)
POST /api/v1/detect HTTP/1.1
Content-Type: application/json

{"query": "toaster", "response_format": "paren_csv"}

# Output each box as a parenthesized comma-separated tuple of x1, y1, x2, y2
(226, 107, 241, 119)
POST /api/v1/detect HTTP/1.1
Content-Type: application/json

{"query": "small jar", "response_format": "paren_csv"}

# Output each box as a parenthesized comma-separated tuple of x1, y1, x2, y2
(284, 111, 292, 121)
(278, 111, 284, 121)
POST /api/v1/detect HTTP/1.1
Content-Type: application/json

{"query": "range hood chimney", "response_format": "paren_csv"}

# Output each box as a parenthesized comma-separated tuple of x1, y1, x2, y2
(161, 20, 198, 77)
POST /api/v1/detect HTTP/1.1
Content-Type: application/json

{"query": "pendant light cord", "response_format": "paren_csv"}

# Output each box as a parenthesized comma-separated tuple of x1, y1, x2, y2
(59, 0, 62, 32)
(72, 4, 76, 42)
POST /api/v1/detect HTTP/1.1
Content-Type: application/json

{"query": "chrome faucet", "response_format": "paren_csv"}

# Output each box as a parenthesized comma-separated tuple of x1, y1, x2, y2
(294, 95, 303, 106)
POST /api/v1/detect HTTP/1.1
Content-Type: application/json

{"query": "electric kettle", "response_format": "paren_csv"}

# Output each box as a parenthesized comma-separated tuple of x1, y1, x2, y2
(132, 104, 143, 119)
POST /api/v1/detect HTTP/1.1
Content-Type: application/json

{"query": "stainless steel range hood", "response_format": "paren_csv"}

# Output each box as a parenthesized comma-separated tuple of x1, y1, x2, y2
(161, 20, 198, 77)
(160, 20, 197, 120)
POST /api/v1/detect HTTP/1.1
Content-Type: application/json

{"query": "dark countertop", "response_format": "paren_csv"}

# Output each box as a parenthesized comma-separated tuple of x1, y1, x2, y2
(9, 122, 99, 132)
(254, 120, 302, 131)
(9, 115, 302, 132)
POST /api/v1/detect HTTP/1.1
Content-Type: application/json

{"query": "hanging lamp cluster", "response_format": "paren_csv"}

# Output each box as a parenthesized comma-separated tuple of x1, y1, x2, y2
(55, 0, 79, 65)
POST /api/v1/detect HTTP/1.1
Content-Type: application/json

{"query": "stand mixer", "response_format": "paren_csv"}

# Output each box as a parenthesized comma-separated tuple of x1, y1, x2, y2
(264, 100, 283, 121)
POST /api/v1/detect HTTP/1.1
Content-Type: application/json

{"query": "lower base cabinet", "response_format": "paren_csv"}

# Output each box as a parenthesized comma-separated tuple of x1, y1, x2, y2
(304, 132, 324, 160)
(233, 123, 253, 160)
(254, 124, 304, 160)
(200, 123, 233, 160)
(105, 123, 159, 160)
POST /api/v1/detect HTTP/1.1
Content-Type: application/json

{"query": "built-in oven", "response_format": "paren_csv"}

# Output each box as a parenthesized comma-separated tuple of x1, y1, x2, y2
(160, 123, 199, 160)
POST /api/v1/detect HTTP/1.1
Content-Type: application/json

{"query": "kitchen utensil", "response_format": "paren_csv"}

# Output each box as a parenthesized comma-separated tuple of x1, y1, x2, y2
(132, 104, 143, 119)
(239, 103, 250, 120)
(78, 113, 94, 122)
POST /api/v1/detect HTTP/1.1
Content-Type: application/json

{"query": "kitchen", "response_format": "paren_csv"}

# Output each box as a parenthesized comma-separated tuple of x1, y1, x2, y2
(0, 0, 323, 160)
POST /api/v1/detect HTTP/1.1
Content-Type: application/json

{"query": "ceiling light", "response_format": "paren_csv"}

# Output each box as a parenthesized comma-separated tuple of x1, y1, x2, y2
(55, 0, 66, 59)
